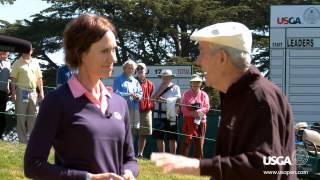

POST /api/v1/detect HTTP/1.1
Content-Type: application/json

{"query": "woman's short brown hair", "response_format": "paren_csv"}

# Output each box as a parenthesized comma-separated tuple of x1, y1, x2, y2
(63, 14, 116, 68)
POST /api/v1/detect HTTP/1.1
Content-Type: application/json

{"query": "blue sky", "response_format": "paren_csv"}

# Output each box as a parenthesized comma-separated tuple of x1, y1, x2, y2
(0, 0, 50, 23)
(0, 0, 64, 65)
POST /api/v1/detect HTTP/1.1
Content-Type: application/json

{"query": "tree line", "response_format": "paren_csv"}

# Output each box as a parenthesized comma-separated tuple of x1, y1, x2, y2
(1, 0, 319, 108)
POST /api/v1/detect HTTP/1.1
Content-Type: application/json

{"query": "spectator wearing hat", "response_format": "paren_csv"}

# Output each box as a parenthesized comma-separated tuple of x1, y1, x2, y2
(151, 22, 296, 180)
(0, 51, 11, 139)
(113, 59, 143, 139)
(152, 69, 181, 154)
(180, 74, 210, 159)
(10, 49, 44, 144)
(136, 63, 154, 158)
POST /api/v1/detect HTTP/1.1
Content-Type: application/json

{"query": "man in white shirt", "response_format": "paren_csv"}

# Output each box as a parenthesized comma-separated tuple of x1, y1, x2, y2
(152, 69, 181, 154)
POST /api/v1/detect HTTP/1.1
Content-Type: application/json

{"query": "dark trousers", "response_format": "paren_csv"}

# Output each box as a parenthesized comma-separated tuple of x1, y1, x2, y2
(0, 90, 8, 138)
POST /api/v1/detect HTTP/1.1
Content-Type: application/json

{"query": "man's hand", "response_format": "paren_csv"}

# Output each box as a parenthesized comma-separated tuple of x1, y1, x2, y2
(151, 153, 200, 176)
(90, 172, 124, 180)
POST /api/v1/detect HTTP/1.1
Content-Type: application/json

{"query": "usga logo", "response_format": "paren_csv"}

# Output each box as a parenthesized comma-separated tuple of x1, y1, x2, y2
(277, 17, 302, 24)
(263, 156, 292, 165)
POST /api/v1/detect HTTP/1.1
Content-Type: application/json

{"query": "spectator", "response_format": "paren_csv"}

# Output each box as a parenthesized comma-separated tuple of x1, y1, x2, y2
(10, 49, 43, 144)
(24, 14, 138, 180)
(0, 51, 11, 139)
(56, 64, 72, 86)
(113, 60, 142, 140)
(151, 22, 296, 180)
(136, 63, 154, 158)
(180, 74, 210, 159)
(152, 69, 181, 154)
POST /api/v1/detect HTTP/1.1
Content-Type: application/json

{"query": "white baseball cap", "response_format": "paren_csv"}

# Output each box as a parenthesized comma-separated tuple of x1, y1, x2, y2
(190, 22, 252, 53)
(137, 62, 147, 70)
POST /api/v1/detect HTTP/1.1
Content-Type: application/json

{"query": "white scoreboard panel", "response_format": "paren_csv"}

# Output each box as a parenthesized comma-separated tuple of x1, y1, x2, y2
(102, 65, 193, 95)
(270, 5, 320, 122)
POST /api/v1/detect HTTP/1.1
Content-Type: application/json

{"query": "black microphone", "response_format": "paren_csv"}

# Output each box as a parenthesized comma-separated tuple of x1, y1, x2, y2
(105, 98, 112, 119)
(0, 35, 32, 53)
(105, 110, 112, 119)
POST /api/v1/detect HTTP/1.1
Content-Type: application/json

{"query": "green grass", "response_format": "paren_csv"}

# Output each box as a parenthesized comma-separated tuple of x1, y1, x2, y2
(0, 141, 209, 180)
(0, 141, 28, 180)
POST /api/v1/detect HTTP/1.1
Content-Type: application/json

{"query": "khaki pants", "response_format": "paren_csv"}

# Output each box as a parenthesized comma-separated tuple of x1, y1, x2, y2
(139, 110, 152, 135)
(15, 88, 37, 144)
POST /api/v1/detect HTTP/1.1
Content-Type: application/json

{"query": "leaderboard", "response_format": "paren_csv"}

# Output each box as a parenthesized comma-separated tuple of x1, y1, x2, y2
(270, 5, 320, 122)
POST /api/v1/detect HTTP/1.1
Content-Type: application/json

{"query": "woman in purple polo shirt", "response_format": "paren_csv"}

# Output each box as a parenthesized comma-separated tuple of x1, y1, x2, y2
(24, 14, 138, 180)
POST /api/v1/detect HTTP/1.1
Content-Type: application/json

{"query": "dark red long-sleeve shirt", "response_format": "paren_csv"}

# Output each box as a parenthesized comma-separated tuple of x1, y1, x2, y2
(200, 66, 297, 180)
(138, 78, 154, 112)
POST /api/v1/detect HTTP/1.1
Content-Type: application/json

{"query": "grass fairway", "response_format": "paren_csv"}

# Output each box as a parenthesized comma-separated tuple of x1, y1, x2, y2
(0, 141, 209, 180)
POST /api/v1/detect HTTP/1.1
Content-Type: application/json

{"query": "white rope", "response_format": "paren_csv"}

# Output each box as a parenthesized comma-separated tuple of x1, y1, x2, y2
(132, 125, 216, 142)
(0, 80, 222, 112)
(0, 80, 56, 90)
(0, 111, 217, 142)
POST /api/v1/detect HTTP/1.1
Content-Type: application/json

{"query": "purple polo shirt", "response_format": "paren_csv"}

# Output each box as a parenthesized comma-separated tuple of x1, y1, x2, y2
(24, 79, 138, 179)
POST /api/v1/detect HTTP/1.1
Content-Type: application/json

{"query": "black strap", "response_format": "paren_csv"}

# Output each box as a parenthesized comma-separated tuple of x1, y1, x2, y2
(159, 84, 174, 97)
(157, 84, 175, 118)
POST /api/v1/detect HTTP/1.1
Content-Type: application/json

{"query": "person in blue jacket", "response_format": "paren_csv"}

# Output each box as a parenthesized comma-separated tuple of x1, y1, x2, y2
(113, 59, 142, 141)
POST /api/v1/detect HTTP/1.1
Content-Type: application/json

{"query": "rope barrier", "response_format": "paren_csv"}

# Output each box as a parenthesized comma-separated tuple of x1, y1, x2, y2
(0, 111, 35, 117)
(0, 80, 221, 112)
(0, 80, 56, 90)
(141, 96, 221, 112)
(0, 79, 219, 142)
(132, 124, 216, 142)
(0, 110, 218, 142)
(1, 80, 319, 144)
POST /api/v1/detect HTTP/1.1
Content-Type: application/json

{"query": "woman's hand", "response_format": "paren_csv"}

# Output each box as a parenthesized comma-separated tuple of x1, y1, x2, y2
(90, 173, 124, 180)
(190, 111, 197, 118)
(122, 170, 135, 180)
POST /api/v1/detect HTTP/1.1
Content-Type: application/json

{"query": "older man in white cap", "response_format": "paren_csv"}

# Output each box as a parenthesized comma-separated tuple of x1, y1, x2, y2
(151, 22, 297, 180)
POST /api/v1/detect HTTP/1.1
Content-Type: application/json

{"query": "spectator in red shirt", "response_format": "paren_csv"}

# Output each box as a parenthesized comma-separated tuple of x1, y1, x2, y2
(136, 63, 154, 158)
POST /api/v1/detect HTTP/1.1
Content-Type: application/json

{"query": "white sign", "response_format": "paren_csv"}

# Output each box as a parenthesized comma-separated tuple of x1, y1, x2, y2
(102, 65, 193, 94)
(271, 5, 320, 27)
(270, 5, 320, 122)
